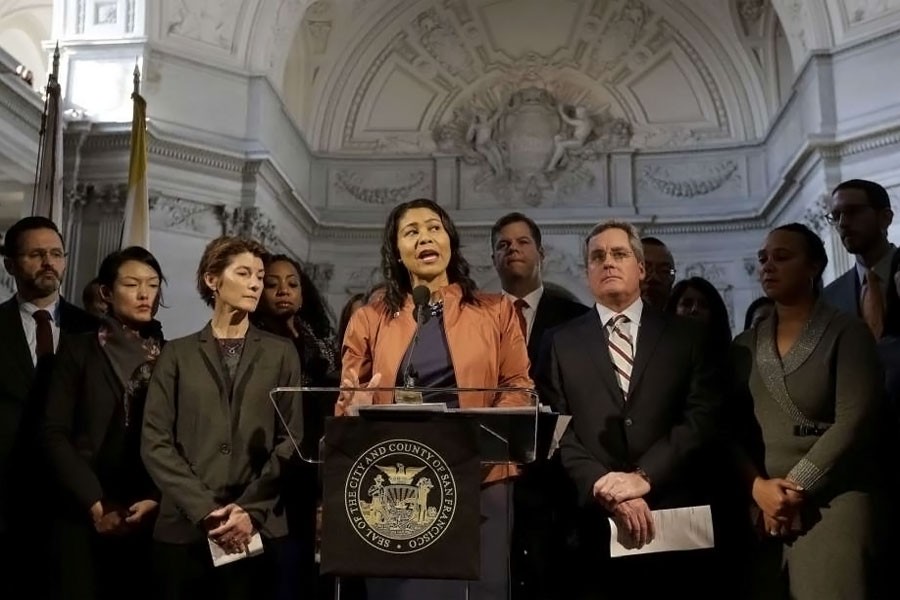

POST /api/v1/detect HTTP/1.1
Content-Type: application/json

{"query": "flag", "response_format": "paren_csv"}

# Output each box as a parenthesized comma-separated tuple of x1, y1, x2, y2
(32, 47, 63, 226)
(121, 65, 149, 249)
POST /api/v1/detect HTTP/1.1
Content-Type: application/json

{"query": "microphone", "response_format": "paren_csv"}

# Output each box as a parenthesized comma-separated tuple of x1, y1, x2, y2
(400, 285, 431, 388)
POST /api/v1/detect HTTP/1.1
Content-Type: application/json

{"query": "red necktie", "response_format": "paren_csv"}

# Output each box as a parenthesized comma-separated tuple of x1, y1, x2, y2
(33, 309, 54, 359)
(514, 299, 528, 340)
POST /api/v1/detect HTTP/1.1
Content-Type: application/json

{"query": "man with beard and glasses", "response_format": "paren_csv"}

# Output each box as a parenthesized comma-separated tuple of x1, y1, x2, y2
(0, 216, 99, 594)
(823, 179, 897, 340)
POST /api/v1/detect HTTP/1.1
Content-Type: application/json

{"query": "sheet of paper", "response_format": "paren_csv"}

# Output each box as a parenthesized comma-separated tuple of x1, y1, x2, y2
(208, 531, 265, 567)
(548, 415, 572, 458)
(609, 505, 714, 558)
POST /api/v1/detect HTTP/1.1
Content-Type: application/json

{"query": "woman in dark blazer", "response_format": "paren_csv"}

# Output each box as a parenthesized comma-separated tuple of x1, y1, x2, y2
(42, 246, 166, 599)
(141, 236, 303, 599)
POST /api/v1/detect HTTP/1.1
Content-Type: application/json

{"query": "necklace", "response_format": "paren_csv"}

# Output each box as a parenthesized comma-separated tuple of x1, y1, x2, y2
(428, 300, 444, 318)
(217, 338, 244, 357)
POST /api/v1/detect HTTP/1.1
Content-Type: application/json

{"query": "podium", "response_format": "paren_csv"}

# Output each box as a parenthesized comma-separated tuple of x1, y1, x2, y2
(269, 385, 562, 598)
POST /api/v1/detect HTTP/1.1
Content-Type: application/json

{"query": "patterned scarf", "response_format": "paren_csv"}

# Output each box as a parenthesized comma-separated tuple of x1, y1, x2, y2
(98, 316, 163, 427)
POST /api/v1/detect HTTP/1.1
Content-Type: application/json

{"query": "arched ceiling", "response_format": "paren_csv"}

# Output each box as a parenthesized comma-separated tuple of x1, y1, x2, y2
(283, 0, 777, 154)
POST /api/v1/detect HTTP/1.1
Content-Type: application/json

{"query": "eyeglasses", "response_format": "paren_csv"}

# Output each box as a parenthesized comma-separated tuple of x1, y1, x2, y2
(18, 249, 67, 262)
(589, 249, 634, 263)
(824, 204, 872, 225)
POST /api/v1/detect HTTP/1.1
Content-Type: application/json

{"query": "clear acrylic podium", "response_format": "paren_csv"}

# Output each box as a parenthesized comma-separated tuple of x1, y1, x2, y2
(269, 385, 561, 600)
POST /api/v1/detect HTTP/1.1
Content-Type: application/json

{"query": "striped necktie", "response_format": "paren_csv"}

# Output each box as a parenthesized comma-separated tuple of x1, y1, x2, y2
(607, 314, 634, 400)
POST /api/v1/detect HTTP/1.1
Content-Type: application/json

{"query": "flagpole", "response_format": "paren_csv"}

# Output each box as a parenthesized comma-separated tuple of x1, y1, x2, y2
(121, 59, 150, 250)
(31, 43, 61, 223)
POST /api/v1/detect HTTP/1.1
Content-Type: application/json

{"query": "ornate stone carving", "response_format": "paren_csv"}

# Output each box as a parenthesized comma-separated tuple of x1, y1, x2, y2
(542, 245, 585, 279)
(344, 266, 382, 294)
(226, 207, 279, 250)
(411, 8, 477, 82)
(744, 256, 759, 278)
(95, 2, 117, 25)
(846, 0, 900, 23)
(0, 268, 14, 298)
(434, 86, 631, 205)
(801, 196, 831, 235)
(167, 0, 241, 50)
(333, 171, 429, 205)
(737, 0, 767, 30)
(587, 0, 648, 78)
(640, 160, 740, 198)
(306, 261, 335, 294)
(149, 195, 225, 237)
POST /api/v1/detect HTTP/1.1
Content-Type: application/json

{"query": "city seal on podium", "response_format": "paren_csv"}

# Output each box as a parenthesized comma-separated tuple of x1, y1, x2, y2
(345, 439, 457, 554)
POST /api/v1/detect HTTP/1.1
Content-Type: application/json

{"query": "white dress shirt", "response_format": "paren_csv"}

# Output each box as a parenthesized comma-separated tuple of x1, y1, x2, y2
(595, 297, 644, 355)
(18, 295, 61, 366)
(503, 285, 544, 344)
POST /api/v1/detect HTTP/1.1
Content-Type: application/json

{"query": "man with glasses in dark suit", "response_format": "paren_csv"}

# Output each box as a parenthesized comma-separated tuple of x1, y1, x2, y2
(0, 216, 99, 594)
(639, 236, 676, 310)
(823, 179, 896, 340)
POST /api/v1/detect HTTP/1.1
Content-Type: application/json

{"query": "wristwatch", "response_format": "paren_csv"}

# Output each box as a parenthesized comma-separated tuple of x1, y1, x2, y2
(633, 467, 651, 485)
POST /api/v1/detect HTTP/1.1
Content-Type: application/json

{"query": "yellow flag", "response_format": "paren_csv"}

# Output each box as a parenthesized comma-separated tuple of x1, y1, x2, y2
(122, 91, 149, 249)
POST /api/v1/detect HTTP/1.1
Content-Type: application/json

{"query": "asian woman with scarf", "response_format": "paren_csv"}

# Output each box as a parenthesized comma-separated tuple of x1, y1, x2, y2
(42, 246, 166, 599)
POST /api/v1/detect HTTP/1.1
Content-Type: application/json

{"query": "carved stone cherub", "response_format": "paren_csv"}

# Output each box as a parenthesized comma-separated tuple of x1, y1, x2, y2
(546, 104, 592, 172)
(466, 110, 505, 176)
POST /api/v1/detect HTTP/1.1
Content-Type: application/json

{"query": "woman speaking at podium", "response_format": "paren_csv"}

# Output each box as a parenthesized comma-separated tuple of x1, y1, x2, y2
(338, 198, 533, 600)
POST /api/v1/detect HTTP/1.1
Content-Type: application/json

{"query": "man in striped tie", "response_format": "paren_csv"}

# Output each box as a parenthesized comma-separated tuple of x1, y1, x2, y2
(535, 219, 722, 599)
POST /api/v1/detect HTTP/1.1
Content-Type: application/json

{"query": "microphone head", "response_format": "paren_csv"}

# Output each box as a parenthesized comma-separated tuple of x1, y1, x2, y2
(412, 286, 431, 307)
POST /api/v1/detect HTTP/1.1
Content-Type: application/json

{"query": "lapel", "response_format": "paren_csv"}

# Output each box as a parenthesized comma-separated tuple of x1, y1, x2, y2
(0, 297, 34, 380)
(231, 326, 265, 412)
(838, 269, 861, 315)
(87, 334, 126, 430)
(197, 324, 230, 413)
(627, 307, 665, 399)
(754, 302, 834, 427)
(580, 311, 626, 407)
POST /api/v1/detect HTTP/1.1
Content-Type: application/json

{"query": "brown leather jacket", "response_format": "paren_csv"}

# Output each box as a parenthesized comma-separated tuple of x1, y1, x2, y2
(339, 284, 534, 482)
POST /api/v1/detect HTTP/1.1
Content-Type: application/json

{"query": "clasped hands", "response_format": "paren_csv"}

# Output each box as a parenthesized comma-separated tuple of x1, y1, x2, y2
(335, 369, 382, 415)
(592, 471, 654, 548)
(204, 504, 254, 554)
(89, 499, 158, 536)
(751, 476, 805, 539)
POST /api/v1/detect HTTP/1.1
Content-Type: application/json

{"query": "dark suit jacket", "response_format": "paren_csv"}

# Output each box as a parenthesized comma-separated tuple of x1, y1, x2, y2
(536, 307, 721, 512)
(42, 332, 159, 513)
(140, 323, 303, 544)
(823, 247, 900, 317)
(0, 296, 99, 532)
(527, 291, 590, 373)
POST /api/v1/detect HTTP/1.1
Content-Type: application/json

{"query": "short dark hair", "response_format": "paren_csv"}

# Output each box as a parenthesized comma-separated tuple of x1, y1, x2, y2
(196, 236, 269, 307)
(81, 277, 102, 307)
(665, 277, 733, 351)
(640, 236, 668, 248)
(772, 223, 828, 294)
(1, 216, 63, 257)
(490, 212, 542, 250)
(743, 296, 774, 331)
(832, 179, 891, 210)
(97, 246, 167, 312)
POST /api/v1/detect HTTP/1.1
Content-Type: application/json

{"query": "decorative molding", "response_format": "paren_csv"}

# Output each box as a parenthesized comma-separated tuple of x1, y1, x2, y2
(737, 0, 767, 31)
(73, 132, 247, 173)
(166, 0, 242, 51)
(333, 170, 429, 205)
(227, 207, 280, 251)
(800, 195, 830, 235)
(640, 160, 740, 198)
(306, 261, 335, 293)
(149, 195, 226, 237)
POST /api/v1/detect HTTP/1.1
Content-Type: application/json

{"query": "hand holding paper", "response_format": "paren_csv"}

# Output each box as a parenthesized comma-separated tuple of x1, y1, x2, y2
(609, 505, 715, 558)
